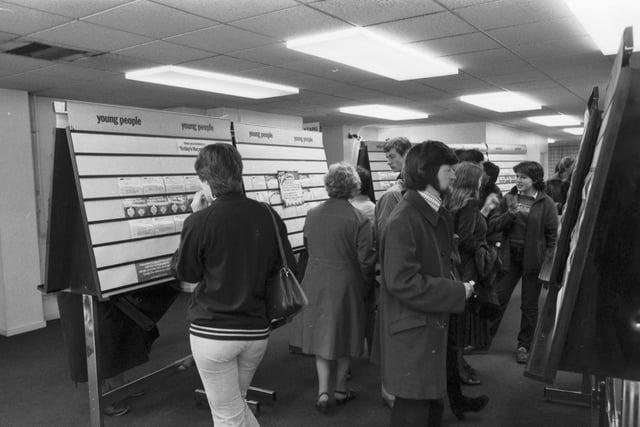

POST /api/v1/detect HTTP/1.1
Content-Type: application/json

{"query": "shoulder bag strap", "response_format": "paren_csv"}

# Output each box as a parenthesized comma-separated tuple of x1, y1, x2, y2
(263, 203, 288, 268)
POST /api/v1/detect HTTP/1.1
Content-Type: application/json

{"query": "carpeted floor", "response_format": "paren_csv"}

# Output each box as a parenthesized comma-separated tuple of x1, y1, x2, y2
(0, 286, 590, 426)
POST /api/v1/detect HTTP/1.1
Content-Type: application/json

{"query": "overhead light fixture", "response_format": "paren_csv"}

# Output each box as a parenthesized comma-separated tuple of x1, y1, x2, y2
(562, 0, 640, 55)
(526, 114, 581, 127)
(286, 28, 458, 80)
(339, 104, 429, 121)
(563, 127, 584, 135)
(125, 66, 299, 99)
(458, 91, 542, 112)
(547, 138, 556, 143)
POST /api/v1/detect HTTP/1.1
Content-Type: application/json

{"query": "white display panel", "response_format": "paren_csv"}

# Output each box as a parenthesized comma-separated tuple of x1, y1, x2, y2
(75, 155, 195, 176)
(72, 133, 225, 156)
(93, 233, 180, 268)
(242, 160, 328, 175)
(236, 143, 326, 161)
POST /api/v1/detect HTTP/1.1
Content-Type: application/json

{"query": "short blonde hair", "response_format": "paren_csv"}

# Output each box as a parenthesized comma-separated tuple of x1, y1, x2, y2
(324, 162, 361, 199)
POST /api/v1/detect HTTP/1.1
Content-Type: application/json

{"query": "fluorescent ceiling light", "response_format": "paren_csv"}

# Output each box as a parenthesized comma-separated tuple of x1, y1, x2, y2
(526, 115, 581, 127)
(547, 138, 556, 143)
(459, 91, 542, 112)
(286, 28, 458, 80)
(125, 66, 298, 99)
(339, 105, 429, 121)
(563, 127, 584, 135)
(563, 0, 640, 55)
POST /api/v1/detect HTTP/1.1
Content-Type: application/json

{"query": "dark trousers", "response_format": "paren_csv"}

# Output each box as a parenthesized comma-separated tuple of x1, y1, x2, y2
(446, 320, 463, 401)
(489, 247, 542, 349)
(390, 397, 444, 427)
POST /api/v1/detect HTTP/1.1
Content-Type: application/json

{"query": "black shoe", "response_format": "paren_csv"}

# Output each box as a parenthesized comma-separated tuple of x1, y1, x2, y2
(103, 402, 129, 417)
(334, 389, 356, 406)
(450, 395, 489, 420)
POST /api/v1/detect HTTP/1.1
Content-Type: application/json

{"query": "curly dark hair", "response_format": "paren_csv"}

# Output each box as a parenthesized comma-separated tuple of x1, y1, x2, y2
(514, 161, 545, 191)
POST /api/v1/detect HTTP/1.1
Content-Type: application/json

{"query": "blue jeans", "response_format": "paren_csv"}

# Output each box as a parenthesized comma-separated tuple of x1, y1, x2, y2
(489, 247, 542, 349)
(190, 335, 268, 427)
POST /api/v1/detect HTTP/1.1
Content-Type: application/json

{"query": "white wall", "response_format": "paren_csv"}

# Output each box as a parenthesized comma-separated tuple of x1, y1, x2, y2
(0, 89, 46, 335)
(206, 107, 302, 129)
(377, 122, 486, 145)
(485, 123, 548, 173)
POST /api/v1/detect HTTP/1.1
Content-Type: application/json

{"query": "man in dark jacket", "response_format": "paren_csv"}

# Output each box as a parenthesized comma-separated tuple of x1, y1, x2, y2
(377, 141, 475, 427)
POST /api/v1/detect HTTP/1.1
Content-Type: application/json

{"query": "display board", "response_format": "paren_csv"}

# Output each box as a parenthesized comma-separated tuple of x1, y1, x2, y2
(527, 87, 601, 382)
(234, 123, 329, 250)
(363, 140, 526, 200)
(526, 28, 640, 382)
(44, 101, 232, 299)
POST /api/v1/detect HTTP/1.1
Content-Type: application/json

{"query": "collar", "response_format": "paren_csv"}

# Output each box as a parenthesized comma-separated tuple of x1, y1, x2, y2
(518, 191, 538, 199)
(418, 189, 442, 212)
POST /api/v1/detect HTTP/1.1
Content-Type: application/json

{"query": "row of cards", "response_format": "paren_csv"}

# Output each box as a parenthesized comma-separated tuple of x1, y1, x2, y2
(242, 174, 325, 191)
(118, 176, 201, 196)
(246, 187, 328, 205)
(129, 214, 190, 238)
(123, 195, 191, 218)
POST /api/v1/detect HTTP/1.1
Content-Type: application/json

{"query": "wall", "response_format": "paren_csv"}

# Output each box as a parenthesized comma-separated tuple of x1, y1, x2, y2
(0, 89, 45, 335)
(377, 122, 486, 145)
(206, 107, 302, 129)
(485, 123, 548, 173)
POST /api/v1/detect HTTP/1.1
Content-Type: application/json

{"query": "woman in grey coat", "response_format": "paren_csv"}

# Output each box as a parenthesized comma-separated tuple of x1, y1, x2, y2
(297, 162, 376, 413)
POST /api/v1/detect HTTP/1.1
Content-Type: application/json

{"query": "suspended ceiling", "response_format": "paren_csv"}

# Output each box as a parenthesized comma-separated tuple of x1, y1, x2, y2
(0, 0, 624, 140)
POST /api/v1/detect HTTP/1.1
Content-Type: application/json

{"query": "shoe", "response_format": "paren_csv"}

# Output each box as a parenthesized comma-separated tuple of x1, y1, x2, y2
(459, 372, 482, 386)
(450, 395, 489, 420)
(103, 402, 129, 417)
(334, 389, 356, 406)
(316, 392, 330, 414)
(516, 346, 529, 364)
(462, 358, 477, 376)
(463, 345, 489, 355)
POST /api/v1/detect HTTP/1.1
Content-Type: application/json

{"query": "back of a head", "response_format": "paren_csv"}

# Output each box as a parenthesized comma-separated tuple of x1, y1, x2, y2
(195, 143, 243, 196)
(483, 161, 500, 185)
(325, 162, 361, 199)
(555, 156, 575, 174)
(404, 140, 458, 191)
(456, 148, 485, 164)
(383, 137, 412, 157)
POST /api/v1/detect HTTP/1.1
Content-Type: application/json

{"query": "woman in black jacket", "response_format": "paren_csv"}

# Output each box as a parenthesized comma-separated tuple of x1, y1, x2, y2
(171, 143, 295, 427)
(488, 161, 558, 364)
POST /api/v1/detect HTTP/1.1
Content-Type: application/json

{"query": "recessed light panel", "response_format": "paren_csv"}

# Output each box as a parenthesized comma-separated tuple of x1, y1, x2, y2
(339, 105, 429, 121)
(526, 115, 581, 127)
(459, 91, 542, 112)
(125, 66, 299, 99)
(563, 0, 640, 55)
(286, 28, 458, 80)
(563, 127, 585, 135)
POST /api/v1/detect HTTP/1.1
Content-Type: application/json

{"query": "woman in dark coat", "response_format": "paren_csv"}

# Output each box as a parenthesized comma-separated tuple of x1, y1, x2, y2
(488, 161, 558, 364)
(297, 162, 376, 413)
(377, 141, 475, 427)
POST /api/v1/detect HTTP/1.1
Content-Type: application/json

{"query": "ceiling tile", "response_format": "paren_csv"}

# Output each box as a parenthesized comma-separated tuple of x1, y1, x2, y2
(0, 52, 51, 77)
(149, 0, 297, 23)
(0, 1, 72, 35)
(423, 74, 497, 95)
(355, 79, 449, 102)
(370, 11, 476, 43)
(312, 83, 387, 100)
(278, 57, 382, 83)
(437, 0, 499, 9)
(180, 55, 266, 73)
(30, 21, 152, 52)
(454, 0, 574, 31)
(28, 63, 118, 81)
(114, 41, 213, 64)
(83, 0, 216, 39)
(4, 0, 134, 19)
(509, 35, 598, 60)
(310, 0, 443, 26)
(239, 66, 335, 90)
(230, 43, 310, 67)
(487, 16, 590, 48)
(74, 53, 160, 72)
(530, 53, 612, 80)
(0, 71, 85, 92)
(0, 31, 18, 42)
(413, 32, 501, 56)
(232, 5, 351, 40)
(166, 25, 276, 54)
(484, 70, 550, 87)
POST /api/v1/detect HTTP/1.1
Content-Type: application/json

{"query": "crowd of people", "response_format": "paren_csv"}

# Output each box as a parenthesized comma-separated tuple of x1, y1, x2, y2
(169, 141, 568, 426)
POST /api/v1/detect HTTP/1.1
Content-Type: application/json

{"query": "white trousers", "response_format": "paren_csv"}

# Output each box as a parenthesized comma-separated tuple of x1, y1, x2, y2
(190, 335, 269, 427)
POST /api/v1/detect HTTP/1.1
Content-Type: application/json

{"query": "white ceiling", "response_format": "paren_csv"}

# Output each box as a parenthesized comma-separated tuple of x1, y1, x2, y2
(0, 0, 623, 140)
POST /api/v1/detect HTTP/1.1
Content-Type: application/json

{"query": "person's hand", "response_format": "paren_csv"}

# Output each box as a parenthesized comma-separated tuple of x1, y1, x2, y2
(463, 280, 476, 299)
(190, 190, 210, 213)
(481, 193, 500, 216)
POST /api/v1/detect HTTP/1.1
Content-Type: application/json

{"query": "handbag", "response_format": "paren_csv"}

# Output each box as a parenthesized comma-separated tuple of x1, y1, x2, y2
(263, 203, 309, 321)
